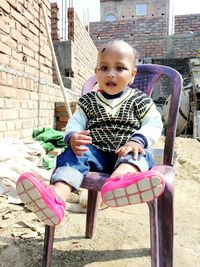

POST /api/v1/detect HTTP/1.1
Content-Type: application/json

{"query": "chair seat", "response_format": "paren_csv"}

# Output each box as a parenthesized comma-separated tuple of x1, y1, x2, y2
(81, 172, 109, 191)
(81, 165, 174, 193)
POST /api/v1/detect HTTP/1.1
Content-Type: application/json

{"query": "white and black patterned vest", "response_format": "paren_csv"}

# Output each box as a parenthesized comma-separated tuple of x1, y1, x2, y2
(78, 87, 153, 152)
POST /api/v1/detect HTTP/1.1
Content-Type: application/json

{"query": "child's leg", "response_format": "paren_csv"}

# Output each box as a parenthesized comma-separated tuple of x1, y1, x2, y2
(110, 162, 139, 178)
(16, 147, 85, 227)
(16, 145, 114, 226)
(101, 150, 165, 207)
(54, 181, 72, 201)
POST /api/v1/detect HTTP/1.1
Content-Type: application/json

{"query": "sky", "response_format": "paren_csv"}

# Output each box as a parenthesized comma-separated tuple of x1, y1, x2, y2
(51, 0, 200, 27)
(72, 0, 200, 23)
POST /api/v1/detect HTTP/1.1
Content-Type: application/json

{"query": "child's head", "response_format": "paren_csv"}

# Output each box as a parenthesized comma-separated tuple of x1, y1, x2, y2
(95, 40, 137, 95)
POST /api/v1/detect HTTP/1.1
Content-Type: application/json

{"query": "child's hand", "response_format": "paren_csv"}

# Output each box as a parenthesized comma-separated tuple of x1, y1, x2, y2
(115, 141, 145, 160)
(70, 130, 92, 156)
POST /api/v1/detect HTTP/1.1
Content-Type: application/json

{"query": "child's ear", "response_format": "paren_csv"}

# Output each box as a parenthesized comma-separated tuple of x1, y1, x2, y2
(129, 68, 137, 84)
(132, 67, 137, 77)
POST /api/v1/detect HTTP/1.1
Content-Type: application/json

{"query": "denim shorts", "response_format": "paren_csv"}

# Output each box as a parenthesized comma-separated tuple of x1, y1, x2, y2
(51, 145, 155, 190)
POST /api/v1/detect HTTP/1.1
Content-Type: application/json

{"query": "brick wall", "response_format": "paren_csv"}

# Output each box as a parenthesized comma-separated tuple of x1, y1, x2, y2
(67, 8, 98, 94)
(50, 6, 98, 94)
(50, 2, 60, 85)
(49, 6, 98, 128)
(100, 0, 169, 21)
(89, 13, 200, 60)
(172, 14, 200, 58)
(100, 0, 170, 33)
(90, 16, 168, 59)
(0, 0, 75, 139)
(175, 14, 200, 34)
(51, 2, 60, 41)
(171, 33, 200, 59)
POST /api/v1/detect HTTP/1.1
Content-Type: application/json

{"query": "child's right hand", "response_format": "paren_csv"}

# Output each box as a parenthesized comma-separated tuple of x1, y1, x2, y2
(70, 130, 92, 156)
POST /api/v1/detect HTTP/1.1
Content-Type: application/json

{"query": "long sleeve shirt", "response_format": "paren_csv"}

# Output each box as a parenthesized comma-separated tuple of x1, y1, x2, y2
(64, 87, 163, 152)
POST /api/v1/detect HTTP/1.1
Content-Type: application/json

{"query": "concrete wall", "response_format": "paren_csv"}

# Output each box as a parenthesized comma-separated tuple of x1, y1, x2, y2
(54, 40, 73, 89)
(0, 0, 75, 139)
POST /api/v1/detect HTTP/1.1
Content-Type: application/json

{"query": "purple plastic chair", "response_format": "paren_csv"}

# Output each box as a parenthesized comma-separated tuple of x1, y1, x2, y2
(43, 64, 182, 267)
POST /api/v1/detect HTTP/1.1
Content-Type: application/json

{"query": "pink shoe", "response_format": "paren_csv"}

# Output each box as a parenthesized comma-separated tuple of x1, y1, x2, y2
(16, 172, 65, 226)
(101, 170, 165, 207)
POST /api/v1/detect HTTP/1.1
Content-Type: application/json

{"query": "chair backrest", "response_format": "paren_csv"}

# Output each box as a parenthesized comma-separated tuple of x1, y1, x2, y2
(82, 64, 183, 166)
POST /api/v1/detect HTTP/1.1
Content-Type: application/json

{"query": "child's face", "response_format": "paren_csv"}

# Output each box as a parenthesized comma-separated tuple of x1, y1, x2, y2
(95, 42, 137, 95)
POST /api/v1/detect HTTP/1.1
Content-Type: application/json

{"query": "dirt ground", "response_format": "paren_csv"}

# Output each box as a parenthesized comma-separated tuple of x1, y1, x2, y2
(0, 137, 200, 267)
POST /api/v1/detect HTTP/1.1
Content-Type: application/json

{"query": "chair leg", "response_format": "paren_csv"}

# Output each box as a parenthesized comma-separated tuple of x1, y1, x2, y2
(42, 225, 55, 267)
(148, 200, 159, 267)
(157, 185, 174, 267)
(85, 190, 101, 238)
(149, 165, 174, 267)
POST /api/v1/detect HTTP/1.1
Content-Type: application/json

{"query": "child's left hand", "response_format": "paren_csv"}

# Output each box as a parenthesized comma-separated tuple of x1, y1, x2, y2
(115, 141, 145, 160)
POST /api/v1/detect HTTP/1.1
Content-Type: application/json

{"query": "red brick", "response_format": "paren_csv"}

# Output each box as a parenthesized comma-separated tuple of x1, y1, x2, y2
(0, 41, 11, 55)
(17, 89, 29, 100)
(1, 0, 10, 13)
(22, 45, 34, 58)
(15, 21, 22, 32)
(21, 26, 34, 40)
(12, 50, 21, 61)
(0, 19, 9, 34)
(10, 59, 25, 72)
(7, 0, 19, 11)
(27, 57, 39, 68)
(2, 109, 19, 119)
(28, 22, 38, 36)
(21, 8, 34, 23)
(0, 85, 17, 98)
(11, 28, 19, 41)
(0, 54, 10, 66)
(11, 7, 25, 26)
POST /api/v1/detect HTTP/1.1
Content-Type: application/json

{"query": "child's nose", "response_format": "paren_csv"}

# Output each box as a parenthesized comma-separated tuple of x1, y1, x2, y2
(107, 69, 115, 77)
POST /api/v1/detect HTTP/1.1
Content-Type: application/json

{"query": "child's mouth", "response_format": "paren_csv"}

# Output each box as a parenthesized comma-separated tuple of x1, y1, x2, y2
(106, 82, 117, 87)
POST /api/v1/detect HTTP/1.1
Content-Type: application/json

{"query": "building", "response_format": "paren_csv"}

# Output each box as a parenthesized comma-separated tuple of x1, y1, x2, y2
(100, 0, 174, 34)
(89, 0, 200, 60)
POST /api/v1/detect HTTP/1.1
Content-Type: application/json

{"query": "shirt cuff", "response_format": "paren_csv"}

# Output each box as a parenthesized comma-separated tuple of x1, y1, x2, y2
(129, 133, 148, 148)
(64, 131, 76, 145)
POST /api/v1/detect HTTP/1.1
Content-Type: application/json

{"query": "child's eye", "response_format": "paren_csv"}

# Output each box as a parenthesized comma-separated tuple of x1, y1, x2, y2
(99, 66, 107, 71)
(116, 66, 127, 71)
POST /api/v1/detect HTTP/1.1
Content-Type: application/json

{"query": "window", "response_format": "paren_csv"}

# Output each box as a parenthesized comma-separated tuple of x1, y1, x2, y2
(136, 4, 147, 16)
(105, 14, 117, 22)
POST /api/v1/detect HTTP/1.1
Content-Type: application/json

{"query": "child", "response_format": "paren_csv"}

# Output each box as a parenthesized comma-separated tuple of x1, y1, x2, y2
(16, 40, 164, 227)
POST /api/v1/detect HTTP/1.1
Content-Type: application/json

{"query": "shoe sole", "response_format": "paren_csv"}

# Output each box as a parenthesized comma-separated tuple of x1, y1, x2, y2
(16, 175, 63, 226)
(101, 172, 165, 207)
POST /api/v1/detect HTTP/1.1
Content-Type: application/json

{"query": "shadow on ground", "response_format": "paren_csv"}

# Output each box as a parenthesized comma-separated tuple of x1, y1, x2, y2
(0, 235, 150, 267)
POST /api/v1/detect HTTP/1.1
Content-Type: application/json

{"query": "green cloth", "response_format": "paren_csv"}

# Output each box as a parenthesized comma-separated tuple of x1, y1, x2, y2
(32, 127, 66, 150)
(32, 128, 67, 169)
(40, 142, 55, 152)
(43, 154, 57, 170)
